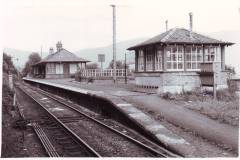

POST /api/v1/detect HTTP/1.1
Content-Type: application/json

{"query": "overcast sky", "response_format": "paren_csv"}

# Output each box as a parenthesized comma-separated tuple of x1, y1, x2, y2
(1, 0, 240, 52)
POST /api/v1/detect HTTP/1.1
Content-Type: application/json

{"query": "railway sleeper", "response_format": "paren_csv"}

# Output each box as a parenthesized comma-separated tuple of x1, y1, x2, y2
(63, 146, 82, 152)
(55, 136, 71, 141)
(51, 132, 66, 137)
(44, 126, 59, 130)
(57, 140, 75, 145)
(67, 151, 85, 157)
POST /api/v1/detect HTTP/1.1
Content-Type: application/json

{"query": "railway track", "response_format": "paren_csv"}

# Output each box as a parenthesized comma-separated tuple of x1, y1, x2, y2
(17, 83, 180, 157)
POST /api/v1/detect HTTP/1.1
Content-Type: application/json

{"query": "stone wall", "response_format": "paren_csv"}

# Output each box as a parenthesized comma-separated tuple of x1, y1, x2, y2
(135, 72, 201, 93)
(45, 74, 73, 79)
(135, 72, 162, 88)
(135, 71, 229, 93)
(160, 72, 201, 93)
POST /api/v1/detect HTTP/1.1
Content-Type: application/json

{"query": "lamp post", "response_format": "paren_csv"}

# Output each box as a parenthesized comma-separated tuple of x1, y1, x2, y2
(125, 52, 127, 84)
(110, 4, 117, 83)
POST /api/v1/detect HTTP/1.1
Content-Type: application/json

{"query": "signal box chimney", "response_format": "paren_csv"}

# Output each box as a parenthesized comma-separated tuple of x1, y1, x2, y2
(165, 20, 168, 31)
(189, 12, 193, 38)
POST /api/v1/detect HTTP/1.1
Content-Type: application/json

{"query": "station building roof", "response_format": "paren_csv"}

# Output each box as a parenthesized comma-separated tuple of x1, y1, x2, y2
(34, 48, 90, 66)
(128, 28, 234, 50)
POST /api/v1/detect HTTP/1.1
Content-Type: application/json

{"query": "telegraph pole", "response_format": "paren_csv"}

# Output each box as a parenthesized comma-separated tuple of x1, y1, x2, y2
(41, 46, 43, 58)
(125, 52, 127, 84)
(165, 20, 168, 31)
(111, 4, 117, 83)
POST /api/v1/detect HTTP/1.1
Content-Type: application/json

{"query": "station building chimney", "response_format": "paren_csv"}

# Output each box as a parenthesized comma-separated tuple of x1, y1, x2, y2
(56, 41, 63, 52)
(49, 47, 54, 54)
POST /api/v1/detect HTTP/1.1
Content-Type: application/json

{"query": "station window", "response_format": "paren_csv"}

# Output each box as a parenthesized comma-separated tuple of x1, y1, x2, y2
(204, 46, 217, 62)
(155, 47, 163, 71)
(56, 63, 63, 74)
(146, 54, 153, 71)
(46, 63, 56, 74)
(166, 45, 184, 71)
(138, 50, 144, 71)
(186, 45, 203, 70)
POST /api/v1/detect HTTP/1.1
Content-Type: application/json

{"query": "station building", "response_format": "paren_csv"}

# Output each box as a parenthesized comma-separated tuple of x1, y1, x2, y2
(33, 42, 90, 78)
(128, 26, 234, 93)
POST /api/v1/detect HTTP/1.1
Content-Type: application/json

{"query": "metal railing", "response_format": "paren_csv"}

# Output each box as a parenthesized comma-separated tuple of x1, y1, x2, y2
(80, 69, 128, 78)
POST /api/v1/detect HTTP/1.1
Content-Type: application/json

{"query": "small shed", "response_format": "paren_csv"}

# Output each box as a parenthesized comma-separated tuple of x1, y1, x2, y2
(33, 42, 90, 78)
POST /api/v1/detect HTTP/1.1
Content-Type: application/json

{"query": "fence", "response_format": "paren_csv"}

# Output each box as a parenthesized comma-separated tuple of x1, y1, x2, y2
(80, 69, 128, 78)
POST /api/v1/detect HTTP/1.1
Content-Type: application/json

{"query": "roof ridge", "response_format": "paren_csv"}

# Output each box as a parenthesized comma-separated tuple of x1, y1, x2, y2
(161, 28, 177, 42)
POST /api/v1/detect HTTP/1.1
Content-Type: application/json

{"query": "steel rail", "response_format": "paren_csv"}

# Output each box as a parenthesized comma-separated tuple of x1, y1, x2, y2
(32, 122, 60, 157)
(15, 91, 59, 157)
(34, 85, 180, 158)
(17, 85, 101, 157)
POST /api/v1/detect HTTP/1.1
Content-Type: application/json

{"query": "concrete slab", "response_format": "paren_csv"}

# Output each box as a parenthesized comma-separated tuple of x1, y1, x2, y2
(117, 104, 142, 114)
(110, 91, 144, 96)
(146, 124, 165, 133)
(156, 134, 188, 145)
(129, 112, 155, 125)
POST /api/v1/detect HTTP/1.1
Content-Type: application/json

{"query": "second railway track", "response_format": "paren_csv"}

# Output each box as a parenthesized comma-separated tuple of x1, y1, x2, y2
(17, 82, 179, 157)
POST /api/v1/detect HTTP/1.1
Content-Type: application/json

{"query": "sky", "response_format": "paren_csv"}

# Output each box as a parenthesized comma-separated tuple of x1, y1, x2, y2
(1, 0, 240, 52)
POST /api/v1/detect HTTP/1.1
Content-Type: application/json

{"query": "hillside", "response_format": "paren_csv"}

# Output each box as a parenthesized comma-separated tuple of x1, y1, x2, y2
(75, 38, 147, 68)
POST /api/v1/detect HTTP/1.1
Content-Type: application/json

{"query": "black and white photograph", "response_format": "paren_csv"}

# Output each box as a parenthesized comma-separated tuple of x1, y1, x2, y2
(0, 0, 239, 158)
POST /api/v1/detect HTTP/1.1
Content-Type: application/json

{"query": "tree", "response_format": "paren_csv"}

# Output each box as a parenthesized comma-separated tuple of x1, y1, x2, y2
(22, 52, 41, 77)
(86, 63, 99, 69)
(225, 65, 235, 75)
(108, 60, 129, 69)
(3, 53, 17, 74)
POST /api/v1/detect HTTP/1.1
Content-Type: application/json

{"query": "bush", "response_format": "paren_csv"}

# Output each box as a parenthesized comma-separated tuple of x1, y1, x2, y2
(87, 77, 94, 83)
(161, 92, 174, 100)
(216, 89, 236, 102)
(75, 70, 83, 82)
(227, 79, 238, 93)
(160, 87, 237, 103)
(75, 70, 94, 83)
(160, 88, 206, 101)
(70, 74, 75, 78)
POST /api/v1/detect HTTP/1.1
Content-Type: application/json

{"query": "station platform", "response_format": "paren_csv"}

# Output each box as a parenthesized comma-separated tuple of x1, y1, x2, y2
(23, 78, 238, 157)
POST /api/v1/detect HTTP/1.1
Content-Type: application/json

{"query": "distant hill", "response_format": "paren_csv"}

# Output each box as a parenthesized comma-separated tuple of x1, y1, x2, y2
(75, 38, 147, 68)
